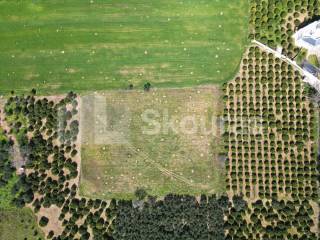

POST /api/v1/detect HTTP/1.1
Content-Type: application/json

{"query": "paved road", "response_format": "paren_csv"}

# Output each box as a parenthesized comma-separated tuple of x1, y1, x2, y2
(252, 40, 320, 92)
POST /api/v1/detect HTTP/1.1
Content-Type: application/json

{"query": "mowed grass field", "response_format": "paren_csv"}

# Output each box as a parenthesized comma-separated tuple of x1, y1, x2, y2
(80, 87, 225, 199)
(0, 208, 44, 240)
(0, 0, 248, 95)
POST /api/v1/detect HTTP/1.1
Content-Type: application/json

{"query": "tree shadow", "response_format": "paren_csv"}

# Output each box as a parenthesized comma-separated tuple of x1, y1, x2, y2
(297, 15, 320, 30)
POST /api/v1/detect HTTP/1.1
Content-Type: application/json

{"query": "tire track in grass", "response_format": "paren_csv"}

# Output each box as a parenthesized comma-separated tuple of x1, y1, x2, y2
(128, 145, 210, 190)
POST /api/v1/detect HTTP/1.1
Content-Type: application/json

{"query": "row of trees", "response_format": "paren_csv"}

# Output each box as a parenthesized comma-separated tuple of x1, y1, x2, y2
(224, 46, 318, 200)
(224, 2, 319, 238)
(249, 0, 320, 57)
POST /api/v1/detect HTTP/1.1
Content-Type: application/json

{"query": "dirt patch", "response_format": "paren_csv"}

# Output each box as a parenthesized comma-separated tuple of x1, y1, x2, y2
(36, 205, 64, 236)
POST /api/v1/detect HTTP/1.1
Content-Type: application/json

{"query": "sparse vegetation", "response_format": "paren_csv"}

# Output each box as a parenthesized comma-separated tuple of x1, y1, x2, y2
(0, 208, 44, 240)
(80, 87, 225, 199)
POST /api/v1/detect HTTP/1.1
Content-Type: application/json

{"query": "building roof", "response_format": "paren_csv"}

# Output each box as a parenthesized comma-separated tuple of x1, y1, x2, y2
(302, 60, 320, 76)
(293, 20, 320, 50)
(302, 36, 320, 46)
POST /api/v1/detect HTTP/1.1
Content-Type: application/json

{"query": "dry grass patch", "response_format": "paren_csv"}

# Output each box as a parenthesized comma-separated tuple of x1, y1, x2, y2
(80, 86, 225, 199)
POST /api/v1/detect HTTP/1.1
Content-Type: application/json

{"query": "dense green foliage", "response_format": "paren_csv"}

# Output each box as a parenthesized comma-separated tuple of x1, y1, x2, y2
(225, 197, 318, 240)
(0, 129, 14, 188)
(0, 128, 18, 209)
(113, 194, 227, 240)
(39, 216, 49, 227)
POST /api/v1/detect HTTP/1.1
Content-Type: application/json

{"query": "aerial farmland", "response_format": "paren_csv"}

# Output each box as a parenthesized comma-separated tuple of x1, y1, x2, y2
(0, 0, 319, 239)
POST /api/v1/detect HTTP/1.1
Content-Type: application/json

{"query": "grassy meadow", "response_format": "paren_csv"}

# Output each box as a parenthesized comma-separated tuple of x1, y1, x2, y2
(0, 0, 248, 95)
(80, 87, 225, 199)
(0, 175, 18, 210)
(0, 208, 44, 240)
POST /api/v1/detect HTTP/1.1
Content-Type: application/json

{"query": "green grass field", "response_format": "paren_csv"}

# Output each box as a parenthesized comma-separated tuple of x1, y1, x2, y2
(80, 87, 225, 199)
(0, 176, 18, 210)
(0, 208, 44, 240)
(0, 0, 249, 95)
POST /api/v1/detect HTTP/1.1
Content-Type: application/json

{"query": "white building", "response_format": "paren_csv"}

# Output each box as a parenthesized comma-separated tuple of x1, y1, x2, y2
(293, 20, 320, 52)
